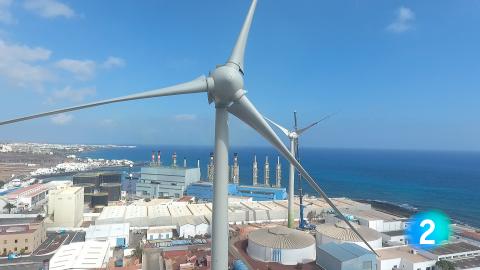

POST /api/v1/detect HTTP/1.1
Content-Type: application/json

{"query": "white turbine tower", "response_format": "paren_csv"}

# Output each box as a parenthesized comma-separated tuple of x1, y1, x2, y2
(0, 1, 377, 267)
(265, 111, 333, 229)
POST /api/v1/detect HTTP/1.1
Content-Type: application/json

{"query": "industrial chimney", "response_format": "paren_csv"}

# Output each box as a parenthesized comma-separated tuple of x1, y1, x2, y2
(207, 152, 215, 182)
(252, 154, 258, 186)
(172, 152, 177, 167)
(276, 156, 282, 187)
(231, 153, 240, 184)
(264, 156, 270, 187)
(157, 150, 161, 165)
(151, 151, 155, 164)
(197, 159, 200, 168)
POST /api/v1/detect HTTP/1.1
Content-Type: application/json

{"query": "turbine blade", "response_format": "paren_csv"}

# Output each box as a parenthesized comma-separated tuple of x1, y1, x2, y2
(227, 0, 258, 73)
(296, 113, 335, 136)
(264, 116, 290, 136)
(228, 96, 379, 256)
(0, 76, 208, 126)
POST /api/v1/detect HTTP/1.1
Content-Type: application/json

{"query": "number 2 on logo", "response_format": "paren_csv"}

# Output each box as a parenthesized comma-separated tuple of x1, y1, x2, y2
(420, 219, 435, 245)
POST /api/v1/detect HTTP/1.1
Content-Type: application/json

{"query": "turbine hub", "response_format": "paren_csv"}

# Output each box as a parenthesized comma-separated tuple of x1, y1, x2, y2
(209, 64, 244, 106)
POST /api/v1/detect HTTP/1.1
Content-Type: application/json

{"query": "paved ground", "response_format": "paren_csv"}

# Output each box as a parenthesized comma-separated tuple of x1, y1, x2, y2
(0, 231, 85, 269)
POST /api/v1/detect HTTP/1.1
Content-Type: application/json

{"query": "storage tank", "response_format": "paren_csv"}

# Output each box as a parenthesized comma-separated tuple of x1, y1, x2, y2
(247, 226, 316, 265)
(315, 221, 382, 250)
(99, 183, 121, 201)
(91, 193, 109, 207)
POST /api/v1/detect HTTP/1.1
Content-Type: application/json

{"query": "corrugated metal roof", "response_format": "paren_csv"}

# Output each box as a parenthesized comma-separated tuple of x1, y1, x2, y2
(316, 221, 381, 242)
(318, 242, 372, 262)
(248, 226, 315, 249)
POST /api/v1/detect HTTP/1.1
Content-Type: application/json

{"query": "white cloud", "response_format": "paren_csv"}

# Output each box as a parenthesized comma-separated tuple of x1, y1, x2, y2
(102, 56, 126, 69)
(48, 86, 96, 103)
(387, 7, 415, 33)
(50, 113, 73, 125)
(55, 59, 96, 80)
(174, 114, 197, 121)
(0, 39, 55, 88)
(23, 0, 75, 19)
(0, 0, 14, 24)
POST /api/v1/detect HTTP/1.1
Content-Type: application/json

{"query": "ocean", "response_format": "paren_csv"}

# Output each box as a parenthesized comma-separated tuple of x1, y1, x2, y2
(78, 145, 480, 227)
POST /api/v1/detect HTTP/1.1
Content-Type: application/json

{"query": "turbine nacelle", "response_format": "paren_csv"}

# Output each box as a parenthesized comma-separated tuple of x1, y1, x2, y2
(208, 64, 245, 106)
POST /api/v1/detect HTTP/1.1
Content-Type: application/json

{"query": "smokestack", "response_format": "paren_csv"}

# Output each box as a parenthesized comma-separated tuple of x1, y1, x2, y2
(183, 157, 187, 168)
(157, 150, 161, 165)
(252, 154, 258, 186)
(197, 159, 200, 168)
(172, 152, 177, 167)
(151, 151, 155, 164)
(207, 152, 215, 182)
(276, 156, 282, 187)
(231, 153, 240, 184)
(264, 156, 270, 187)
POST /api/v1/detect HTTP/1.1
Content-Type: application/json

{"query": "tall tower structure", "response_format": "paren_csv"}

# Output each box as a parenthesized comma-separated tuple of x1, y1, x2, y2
(157, 150, 161, 165)
(264, 156, 270, 187)
(275, 156, 282, 187)
(231, 153, 240, 184)
(172, 152, 177, 167)
(183, 157, 187, 168)
(252, 155, 258, 186)
(207, 152, 215, 182)
(151, 151, 155, 165)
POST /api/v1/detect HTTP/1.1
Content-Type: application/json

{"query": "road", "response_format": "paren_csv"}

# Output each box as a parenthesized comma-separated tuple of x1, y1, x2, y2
(0, 231, 85, 270)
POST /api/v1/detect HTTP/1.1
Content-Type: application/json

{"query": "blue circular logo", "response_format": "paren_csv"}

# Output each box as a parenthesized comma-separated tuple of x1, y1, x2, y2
(406, 210, 451, 250)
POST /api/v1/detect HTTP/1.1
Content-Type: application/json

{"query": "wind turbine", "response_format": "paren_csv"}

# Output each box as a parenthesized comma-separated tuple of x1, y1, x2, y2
(265, 111, 333, 229)
(0, 0, 378, 267)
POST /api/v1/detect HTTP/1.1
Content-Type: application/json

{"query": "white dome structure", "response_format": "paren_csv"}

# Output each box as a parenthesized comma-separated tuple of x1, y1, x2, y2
(247, 226, 316, 265)
(315, 221, 382, 250)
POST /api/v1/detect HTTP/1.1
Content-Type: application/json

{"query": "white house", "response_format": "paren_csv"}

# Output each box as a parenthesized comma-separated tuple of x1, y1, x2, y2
(147, 227, 173, 240)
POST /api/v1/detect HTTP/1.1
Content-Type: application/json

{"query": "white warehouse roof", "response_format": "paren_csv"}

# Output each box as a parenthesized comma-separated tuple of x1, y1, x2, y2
(86, 223, 129, 239)
(49, 240, 110, 270)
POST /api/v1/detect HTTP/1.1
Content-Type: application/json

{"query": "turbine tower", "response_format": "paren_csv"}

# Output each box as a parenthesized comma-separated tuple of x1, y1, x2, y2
(252, 154, 258, 186)
(265, 112, 333, 229)
(264, 156, 270, 186)
(0, 1, 377, 267)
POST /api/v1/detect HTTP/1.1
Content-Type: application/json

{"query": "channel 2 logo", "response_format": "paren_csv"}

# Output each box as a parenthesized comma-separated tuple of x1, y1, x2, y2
(406, 210, 451, 250)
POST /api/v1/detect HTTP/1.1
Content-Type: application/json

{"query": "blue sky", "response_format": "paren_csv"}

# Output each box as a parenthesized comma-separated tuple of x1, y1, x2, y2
(0, 0, 479, 151)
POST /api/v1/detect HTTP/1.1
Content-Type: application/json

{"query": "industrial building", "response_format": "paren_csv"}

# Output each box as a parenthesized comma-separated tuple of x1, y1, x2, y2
(186, 181, 286, 201)
(85, 223, 130, 248)
(136, 162, 201, 198)
(376, 246, 436, 270)
(93, 197, 370, 228)
(47, 186, 84, 228)
(73, 171, 122, 187)
(421, 242, 480, 261)
(344, 209, 405, 233)
(48, 240, 111, 270)
(316, 242, 377, 270)
(0, 216, 46, 255)
(315, 221, 383, 250)
(5, 184, 49, 212)
(177, 216, 209, 238)
(147, 227, 173, 240)
(246, 226, 316, 265)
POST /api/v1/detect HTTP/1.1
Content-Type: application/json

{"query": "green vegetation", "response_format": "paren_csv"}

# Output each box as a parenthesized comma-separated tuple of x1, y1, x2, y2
(436, 260, 455, 270)
(3, 202, 15, 214)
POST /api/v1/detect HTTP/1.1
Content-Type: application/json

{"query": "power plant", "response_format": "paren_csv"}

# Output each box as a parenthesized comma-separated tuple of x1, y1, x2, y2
(0, 0, 380, 266)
